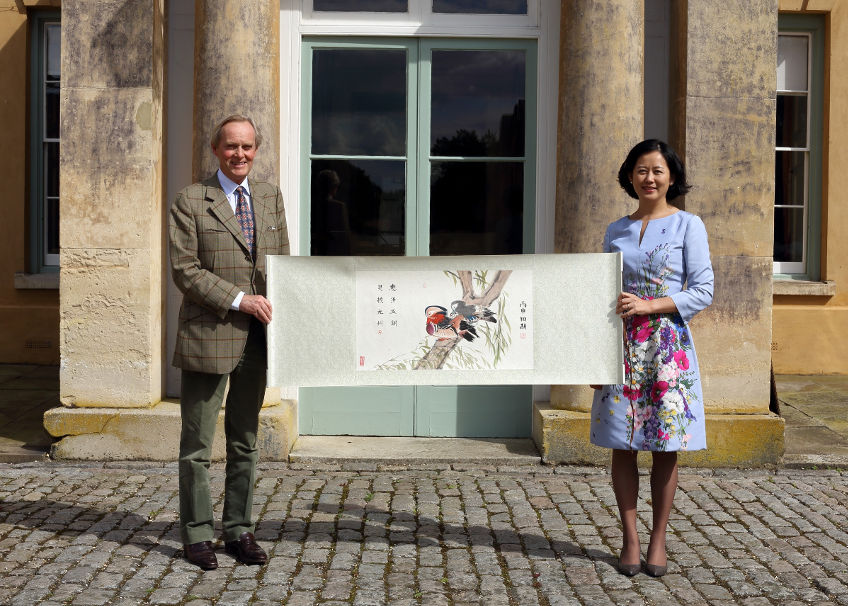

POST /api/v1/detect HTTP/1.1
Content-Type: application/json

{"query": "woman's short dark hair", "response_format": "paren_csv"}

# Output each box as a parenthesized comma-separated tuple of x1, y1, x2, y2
(617, 139, 691, 201)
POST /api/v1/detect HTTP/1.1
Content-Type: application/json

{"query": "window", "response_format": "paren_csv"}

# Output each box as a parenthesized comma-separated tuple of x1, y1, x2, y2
(29, 12, 61, 272)
(302, 38, 536, 257)
(291, 0, 555, 437)
(774, 15, 823, 278)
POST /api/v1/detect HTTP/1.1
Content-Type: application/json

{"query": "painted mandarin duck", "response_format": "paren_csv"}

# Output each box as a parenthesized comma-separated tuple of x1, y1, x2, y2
(424, 302, 497, 342)
(450, 300, 497, 325)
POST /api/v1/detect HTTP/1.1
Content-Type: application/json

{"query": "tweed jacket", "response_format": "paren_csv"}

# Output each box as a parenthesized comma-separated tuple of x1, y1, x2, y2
(169, 175, 290, 374)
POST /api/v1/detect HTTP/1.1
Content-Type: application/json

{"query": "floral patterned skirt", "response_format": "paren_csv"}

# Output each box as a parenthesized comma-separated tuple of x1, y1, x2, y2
(590, 312, 706, 452)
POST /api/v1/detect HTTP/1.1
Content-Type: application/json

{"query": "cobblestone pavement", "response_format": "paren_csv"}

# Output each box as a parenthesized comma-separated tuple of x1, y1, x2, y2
(0, 462, 846, 606)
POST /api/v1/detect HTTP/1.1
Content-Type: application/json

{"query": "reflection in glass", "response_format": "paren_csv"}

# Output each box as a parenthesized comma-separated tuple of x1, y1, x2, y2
(312, 49, 406, 156)
(311, 159, 405, 256)
(777, 35, 808, 91)
(314, 0, 407, 11)
(775, 151, 806, 206)
(46, 23, 61, 78)
(774, 207, 804, 263)
(776, 95, 807, 149)
(46, 83, 60, 139)
(433, 0, 526, 13)
(430, 161, 522, 255)
(46, 142, 59, 198)
(431, 50, 524, 157)
(47, 197, 59, 256)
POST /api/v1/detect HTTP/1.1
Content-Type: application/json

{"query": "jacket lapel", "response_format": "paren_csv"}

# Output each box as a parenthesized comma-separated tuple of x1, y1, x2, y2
(248, 178, 267, 253)
(203, 175, 250, 254)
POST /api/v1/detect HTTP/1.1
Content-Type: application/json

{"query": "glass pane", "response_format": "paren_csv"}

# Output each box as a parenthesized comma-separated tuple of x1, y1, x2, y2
(776, 95, 807, 148)
(777, 34, 808, 91)
(46, 82, 60, 139)
(47, 197, 59, 256)
(775, 151, 806, 206)
(433, 0, 527, 14)
(774, 207, 803, 263)
(312, 49, 406, 156)
(46, 23, 61, 79)
(46, 142, 59, 197)
(431, 50, 525, 157)
(430, 161, 523, 255)
(314, 0, 407, 11)
(311, 159, 405, 256)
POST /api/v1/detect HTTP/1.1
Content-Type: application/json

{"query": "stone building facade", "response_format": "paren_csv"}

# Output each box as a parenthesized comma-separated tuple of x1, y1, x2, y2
(3, 0, 845, 464)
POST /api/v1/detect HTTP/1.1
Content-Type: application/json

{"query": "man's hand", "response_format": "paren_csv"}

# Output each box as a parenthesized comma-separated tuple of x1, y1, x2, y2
(239, 295, 272, 324)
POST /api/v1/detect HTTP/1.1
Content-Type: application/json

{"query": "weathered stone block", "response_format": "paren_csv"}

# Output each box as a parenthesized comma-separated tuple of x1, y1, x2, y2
(683, 96, 775, 257)
(61, 0, 158, 89)
(682, 1, 777, 100)
(45, 399, 297, 461)
(60, 248, 161, 408)
(550, 385, 594, 413)
(533, 404, 608, 466)
(60, 87, 160, 250)
(533, 403, 784, 467)
(695, 255, 772, 413)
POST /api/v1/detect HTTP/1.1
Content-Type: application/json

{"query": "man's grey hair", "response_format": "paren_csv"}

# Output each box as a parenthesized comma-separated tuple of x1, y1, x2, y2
(210, 114, 263, 149)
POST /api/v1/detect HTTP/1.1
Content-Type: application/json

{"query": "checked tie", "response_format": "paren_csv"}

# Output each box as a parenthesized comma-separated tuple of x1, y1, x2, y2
(234, 186, 255, 257)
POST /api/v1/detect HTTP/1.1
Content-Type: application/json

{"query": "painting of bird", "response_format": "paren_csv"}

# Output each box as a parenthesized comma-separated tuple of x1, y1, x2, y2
(425, 302, 497, 342)
(450, 300, 497, 325)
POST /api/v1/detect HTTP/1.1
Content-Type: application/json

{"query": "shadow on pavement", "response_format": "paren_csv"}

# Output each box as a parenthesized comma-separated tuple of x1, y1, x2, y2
(1, 496, 598, 565)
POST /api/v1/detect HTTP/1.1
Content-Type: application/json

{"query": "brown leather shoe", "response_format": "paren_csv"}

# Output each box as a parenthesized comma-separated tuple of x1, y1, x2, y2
(225, 531, 267, 565)
(184, 541, 218, 570)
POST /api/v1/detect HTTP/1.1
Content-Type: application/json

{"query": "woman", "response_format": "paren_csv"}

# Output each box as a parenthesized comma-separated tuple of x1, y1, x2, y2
(591, 139, 713, 577)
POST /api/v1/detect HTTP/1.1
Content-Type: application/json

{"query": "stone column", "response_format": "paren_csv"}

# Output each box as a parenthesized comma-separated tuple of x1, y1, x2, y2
(551, 2, 644, 409)
(668, 1, 783, 465)
(193, 1, 280, 182)
(58, 0, 166, 408)
(192, 0, 284, 410)
(534, 0, 644, 463)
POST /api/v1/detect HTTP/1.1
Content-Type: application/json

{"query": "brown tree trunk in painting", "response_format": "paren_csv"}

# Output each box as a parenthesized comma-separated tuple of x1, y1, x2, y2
(415, 270, 512, 370)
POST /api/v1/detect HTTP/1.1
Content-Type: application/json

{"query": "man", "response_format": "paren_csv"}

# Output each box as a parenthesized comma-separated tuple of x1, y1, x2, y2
(169, 115, 289, 570)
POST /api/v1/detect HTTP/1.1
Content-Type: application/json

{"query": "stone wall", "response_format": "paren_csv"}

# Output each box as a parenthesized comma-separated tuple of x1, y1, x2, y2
(59, 0, 166, 407)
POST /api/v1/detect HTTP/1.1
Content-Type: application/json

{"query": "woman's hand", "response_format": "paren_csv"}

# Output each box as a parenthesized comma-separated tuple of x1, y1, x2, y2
(617, 292, 649, 318)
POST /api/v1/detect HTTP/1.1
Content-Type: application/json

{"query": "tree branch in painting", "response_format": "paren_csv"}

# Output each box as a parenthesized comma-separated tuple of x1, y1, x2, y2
(414, 269, 512, 370)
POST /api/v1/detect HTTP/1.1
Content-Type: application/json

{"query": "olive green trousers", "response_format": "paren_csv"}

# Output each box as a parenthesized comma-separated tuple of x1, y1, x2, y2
(178, 321, 266, 545)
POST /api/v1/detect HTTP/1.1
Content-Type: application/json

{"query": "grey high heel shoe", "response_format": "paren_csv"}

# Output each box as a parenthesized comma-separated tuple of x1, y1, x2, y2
(618, 559, 641, 576)
(645, 563, 667, 577)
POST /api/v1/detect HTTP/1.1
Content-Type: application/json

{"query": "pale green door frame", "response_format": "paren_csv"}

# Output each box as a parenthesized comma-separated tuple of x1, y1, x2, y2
(299, 37, 537, 437)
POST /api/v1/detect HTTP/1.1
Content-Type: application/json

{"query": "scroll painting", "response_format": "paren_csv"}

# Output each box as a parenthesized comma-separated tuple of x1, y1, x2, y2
(266, 254, 623, 387)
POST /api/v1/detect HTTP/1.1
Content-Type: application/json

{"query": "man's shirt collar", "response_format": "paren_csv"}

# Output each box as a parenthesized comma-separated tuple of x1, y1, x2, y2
(216, 169, 250, 197)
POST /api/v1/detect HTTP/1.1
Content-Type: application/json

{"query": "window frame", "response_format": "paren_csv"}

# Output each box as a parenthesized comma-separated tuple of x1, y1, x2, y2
(299, 37, 537, 257)
(28, 11, 61, 274)
(774, 14, 824, 280)
(301, 0, 540, 35)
